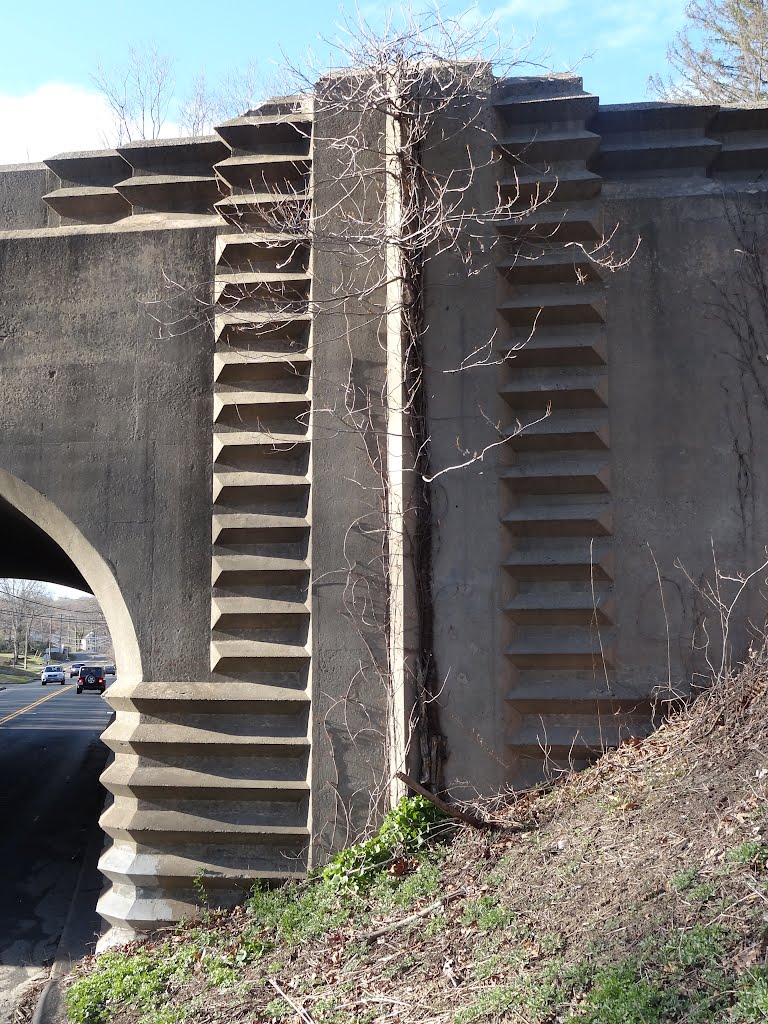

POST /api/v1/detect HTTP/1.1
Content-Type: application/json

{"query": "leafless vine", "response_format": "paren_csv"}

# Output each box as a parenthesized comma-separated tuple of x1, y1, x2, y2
(149, 4, 634, 841)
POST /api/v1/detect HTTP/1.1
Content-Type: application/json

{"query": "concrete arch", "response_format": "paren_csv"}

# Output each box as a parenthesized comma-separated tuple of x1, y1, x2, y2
(0, 468, 142, 685)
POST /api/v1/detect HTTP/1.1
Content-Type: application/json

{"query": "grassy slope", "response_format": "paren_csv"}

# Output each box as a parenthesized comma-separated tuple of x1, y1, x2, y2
(61, 652, 768, 1024)
(0, 663, 42, 683)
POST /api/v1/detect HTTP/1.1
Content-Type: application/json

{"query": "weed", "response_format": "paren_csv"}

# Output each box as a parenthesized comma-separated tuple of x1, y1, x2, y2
(671, 867, 700, 892)
(340, 939, 369, 964)
(540, 932, 566, 955)
(453, 985, 518, 1023)
(681, 880, 719, 904)
(65, 948, 192, 1024)
(65, 921, 275, 1024)
(728, 842, 768, 867)
(264, 998, 291, 1020)
(310, 997, 376, 1024)
(732, 967, 768, 1021)
(193, 867, 209, 908)
(671, 871, 719, 906)
(247, 879, 357, 943)
(515, 967, 570, 1021)
(382, 950, 418, 979)
(425, 910, 446, 936)
(367, 853, 445, 910)
(603, 792, 643, 814)
(568, 925, 732, 1023)
(322, 796, 451, 889)
(472, 933, 522, 980)
(668, 923, 729, 967)
(455, 968, 573, 1024)
(573, 963, 679, 1024)
(472, 955, 502, 982)
(138, 1008, 189, 1024)
(461, 894, 518, 932)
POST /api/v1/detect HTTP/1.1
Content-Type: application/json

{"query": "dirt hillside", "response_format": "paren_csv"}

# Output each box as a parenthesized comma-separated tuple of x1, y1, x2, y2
(58, 649, 768, 1023)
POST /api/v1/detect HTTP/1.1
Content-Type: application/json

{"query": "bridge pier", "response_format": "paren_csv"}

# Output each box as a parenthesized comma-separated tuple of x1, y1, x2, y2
(96, 681, 309, 941)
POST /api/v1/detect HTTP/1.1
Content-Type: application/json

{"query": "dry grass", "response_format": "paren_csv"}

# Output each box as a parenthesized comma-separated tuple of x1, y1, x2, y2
(59, 648, 768, 1024)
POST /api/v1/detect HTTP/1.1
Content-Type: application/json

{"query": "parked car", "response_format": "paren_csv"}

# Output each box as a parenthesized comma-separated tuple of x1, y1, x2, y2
(76, 665, 106, 695)
(41, 665, 66, 685)
(69, 662, 85, 678)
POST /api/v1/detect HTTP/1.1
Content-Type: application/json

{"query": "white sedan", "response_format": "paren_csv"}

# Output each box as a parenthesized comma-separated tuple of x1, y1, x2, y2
(41, 665, 66, 685)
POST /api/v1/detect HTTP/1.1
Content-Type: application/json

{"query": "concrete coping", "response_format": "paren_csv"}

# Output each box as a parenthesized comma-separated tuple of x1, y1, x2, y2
(0, 161, 48, 173)
(0, 211, 221, 240)
(44, 185, 128, 197)
(116, 136, 230, 174)
(241, 93, 311, 116)
(493, 73, 584, 102)
(709, 106, 768, 133)
(215, 122, 312, 152)
(118, 134, 223, 150)
(592, 102, 720, 134)
(44, 151, 131, 185)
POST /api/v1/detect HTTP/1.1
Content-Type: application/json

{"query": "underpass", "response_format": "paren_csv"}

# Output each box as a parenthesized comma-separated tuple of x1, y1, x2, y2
(0, 681, 112, 1016)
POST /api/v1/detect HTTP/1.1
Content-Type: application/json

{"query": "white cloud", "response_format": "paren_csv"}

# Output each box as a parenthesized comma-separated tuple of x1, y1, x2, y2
(0, 83, 117, 165)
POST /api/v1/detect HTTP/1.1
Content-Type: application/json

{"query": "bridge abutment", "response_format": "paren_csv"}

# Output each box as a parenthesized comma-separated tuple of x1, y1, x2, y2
(3, 72, 768, 941)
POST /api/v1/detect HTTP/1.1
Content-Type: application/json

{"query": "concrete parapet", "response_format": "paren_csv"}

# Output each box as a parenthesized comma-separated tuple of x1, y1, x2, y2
(114, 137, 229, 214)
(43, 151, 132, 223)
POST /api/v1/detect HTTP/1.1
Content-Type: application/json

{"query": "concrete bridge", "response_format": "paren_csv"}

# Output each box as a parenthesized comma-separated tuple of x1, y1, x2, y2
(2, 74, 768, 944)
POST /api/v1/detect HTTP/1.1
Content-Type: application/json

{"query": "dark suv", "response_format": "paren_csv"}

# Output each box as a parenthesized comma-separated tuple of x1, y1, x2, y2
(77, 665, 106, 694)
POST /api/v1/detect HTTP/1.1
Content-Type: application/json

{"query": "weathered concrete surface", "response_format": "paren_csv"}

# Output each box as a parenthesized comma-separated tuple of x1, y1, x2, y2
(0, 164, 55, 231)
(421, 69, 507, 797)
(310, 78, 392, 856)
(0, 211, 216, 943)
(605, 183, 768, 695)
(0, 216, 215, 682)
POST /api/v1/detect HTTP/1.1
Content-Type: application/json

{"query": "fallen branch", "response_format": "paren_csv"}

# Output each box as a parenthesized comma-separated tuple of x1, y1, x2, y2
(396, 771, 498, 830)
(359, 889, 465, 943)
(268, 978, 316, 1024)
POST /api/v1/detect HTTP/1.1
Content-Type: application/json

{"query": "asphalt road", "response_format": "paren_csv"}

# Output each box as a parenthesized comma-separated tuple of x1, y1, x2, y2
(0, 680, 113, 1014)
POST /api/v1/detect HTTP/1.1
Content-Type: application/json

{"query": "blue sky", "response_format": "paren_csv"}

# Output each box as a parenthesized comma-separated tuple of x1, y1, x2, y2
(0, 0, 688, 163)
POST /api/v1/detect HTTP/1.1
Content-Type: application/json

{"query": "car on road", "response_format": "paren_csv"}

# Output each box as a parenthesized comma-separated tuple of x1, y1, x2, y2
(76, 666, 106, 695)
(41, 665, 66, 685)
(69, 662, 85, 678)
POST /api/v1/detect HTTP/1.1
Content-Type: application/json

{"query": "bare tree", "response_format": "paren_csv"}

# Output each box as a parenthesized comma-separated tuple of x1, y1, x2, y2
(0, 578, 47, 665)
(216, 60, 266, 121)
(649, 0, 768, 105)
(93, 43, 267, 144)
(175, 71, 216, 137)
(177, 62, 265, 136)
(92, 43, 176, 144)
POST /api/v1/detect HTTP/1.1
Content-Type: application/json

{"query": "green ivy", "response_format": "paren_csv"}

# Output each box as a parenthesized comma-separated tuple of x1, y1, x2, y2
(322, 795, 450, 889)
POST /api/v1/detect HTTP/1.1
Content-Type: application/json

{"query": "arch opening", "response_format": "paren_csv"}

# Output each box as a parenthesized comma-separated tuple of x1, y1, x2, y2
(0, 469, 142, 995)
(0, 469, 142, 683)
(0, 496, 90, 592)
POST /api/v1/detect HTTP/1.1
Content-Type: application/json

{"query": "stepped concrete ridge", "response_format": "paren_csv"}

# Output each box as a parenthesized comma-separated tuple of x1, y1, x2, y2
(2, 72, 768, 944)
